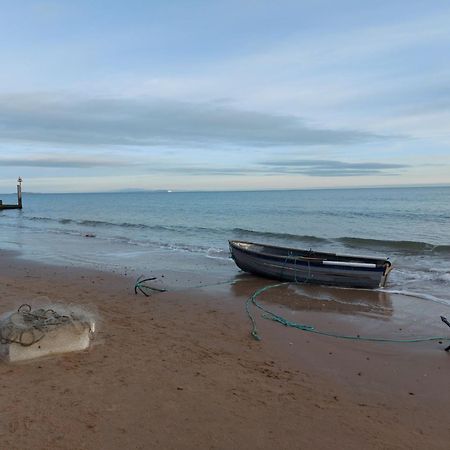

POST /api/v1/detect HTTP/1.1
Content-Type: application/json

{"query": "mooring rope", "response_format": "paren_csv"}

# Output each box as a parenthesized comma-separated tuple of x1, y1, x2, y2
(134, 267, 450, 347)
(134, 275, 239, 296)
(246, 282, 450, 344)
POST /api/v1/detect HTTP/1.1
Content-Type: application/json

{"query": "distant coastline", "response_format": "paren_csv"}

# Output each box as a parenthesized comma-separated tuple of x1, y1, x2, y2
(1, 183, 448, 196)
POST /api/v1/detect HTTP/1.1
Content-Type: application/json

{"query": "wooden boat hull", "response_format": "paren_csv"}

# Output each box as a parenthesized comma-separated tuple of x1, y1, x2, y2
(229, 240, 392, 289)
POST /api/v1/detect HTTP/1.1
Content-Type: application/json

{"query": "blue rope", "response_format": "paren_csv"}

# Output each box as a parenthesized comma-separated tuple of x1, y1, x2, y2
(246, 282, 450, 344)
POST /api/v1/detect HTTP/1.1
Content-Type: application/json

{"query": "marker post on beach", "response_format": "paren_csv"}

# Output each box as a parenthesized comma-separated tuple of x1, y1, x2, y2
(0, 177, 23, 210)
(17, 177, 22, 209)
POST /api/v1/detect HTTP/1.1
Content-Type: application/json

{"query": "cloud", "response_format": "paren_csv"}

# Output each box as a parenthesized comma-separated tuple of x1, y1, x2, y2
(260, 159, 408, 177)
(147, 165, 250, 176)
(0, 155, 126, 168)
(0, 93, 384, 148)
(124, 158, 409, 177)
(0, 150, 410, 179)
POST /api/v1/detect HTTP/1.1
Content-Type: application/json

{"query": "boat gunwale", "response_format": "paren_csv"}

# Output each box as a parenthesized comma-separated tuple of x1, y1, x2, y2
(229, 240, 391, 269)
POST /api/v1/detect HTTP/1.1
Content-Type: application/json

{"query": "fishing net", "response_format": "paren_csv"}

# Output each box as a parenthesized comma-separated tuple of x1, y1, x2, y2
(0, 304, 96, 362)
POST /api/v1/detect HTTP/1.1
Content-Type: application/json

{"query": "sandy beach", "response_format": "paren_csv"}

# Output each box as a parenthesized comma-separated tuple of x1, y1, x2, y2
(1, 251, 450, 450)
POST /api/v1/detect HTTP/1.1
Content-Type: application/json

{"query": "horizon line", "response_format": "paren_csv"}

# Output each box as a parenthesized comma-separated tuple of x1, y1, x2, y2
(1, 182, 449, 195)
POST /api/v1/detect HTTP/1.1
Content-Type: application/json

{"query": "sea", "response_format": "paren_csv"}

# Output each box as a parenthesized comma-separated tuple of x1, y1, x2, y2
(0, 186, 449, 305)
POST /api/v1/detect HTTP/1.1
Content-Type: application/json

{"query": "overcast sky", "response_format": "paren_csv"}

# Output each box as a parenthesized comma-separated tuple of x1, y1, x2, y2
(0, 0, 449, 192)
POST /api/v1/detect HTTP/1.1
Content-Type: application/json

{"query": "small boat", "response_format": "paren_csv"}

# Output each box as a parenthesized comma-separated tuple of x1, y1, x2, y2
(229, 240, 392, 289)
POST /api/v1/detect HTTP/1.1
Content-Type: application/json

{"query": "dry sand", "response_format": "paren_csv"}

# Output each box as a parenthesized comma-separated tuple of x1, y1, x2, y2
(0, 252, 449, 449)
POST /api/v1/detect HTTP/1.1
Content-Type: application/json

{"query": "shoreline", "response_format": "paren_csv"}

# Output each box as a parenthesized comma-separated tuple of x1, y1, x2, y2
(1, 252, 450, 449)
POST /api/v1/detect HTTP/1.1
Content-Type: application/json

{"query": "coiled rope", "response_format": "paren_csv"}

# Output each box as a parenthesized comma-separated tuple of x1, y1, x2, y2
(246, 282, 450, 345)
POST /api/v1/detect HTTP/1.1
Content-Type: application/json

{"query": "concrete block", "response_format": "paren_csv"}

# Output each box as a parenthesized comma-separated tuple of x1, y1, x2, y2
(1, 323, 91, 362)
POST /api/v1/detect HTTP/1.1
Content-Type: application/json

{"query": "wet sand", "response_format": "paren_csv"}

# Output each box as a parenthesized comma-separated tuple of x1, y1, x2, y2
(0, 251, 450, 449)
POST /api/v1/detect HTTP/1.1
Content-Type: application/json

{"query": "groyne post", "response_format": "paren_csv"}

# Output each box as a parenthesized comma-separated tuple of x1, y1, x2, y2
(17, 177, 22, 209)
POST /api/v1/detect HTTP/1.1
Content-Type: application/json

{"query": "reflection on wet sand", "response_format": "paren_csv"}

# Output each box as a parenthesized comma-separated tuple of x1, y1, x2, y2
(231, 275, 393, 319)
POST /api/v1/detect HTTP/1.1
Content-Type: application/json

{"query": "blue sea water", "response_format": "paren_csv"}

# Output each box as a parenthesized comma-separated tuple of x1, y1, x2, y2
(1, 186, 449, 303)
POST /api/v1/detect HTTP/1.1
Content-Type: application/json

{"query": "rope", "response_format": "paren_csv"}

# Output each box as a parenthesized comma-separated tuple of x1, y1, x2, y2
(134, 275, 239, 297)
(281, 251, 311, 284)
(134, 268, 450, 346)
(246, 282, 450, 344)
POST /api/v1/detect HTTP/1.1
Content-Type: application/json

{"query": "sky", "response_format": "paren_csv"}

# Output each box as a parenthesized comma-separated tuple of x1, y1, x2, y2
(0, 0, 449, 192)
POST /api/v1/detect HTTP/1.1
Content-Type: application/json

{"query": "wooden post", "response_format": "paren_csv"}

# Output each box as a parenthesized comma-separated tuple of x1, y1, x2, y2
(17, 177, 22, 209)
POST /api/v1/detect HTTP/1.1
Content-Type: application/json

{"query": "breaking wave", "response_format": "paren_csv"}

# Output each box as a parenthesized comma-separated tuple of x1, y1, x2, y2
(232, 228, 329, 244)
(26, 216, 225, 234)
(337, 237, 450, 254)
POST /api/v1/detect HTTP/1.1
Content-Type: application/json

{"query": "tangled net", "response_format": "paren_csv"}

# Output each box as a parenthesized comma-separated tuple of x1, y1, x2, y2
(0, 304, 94, 347)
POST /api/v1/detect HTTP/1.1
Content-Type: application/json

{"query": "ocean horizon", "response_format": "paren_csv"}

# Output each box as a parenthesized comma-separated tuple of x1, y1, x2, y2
(2, 183, 450, 196)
